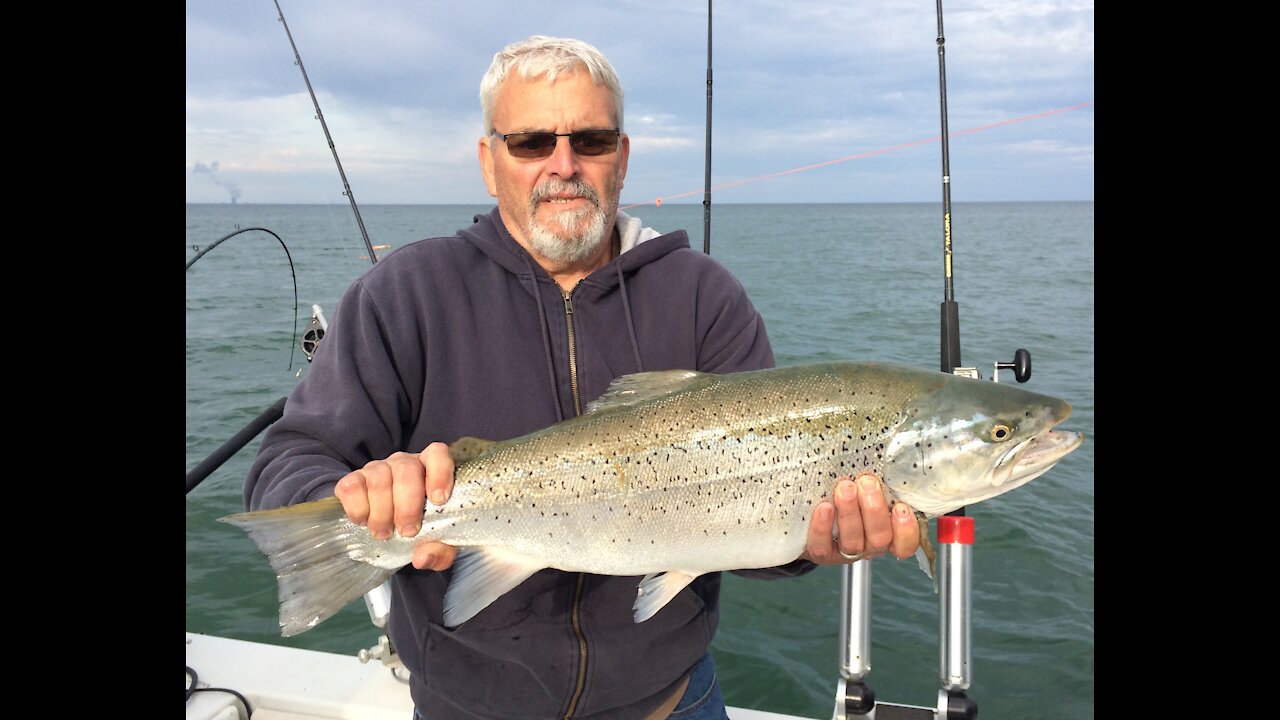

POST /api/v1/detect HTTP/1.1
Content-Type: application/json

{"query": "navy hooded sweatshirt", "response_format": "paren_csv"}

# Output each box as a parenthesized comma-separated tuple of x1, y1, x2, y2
(245, 207, 816, 719)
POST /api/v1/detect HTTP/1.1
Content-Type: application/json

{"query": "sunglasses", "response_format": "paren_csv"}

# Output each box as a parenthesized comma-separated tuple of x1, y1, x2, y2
(493, 129, 621, 159)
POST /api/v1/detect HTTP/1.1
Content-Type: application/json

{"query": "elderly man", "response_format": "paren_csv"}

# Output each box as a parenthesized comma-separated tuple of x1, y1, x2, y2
(246, 35, 919, 720)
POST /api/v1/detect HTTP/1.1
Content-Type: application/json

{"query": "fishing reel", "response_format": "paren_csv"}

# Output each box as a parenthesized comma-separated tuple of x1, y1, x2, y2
(301, 304, 328, 363)
(951, 348, 1031, 384)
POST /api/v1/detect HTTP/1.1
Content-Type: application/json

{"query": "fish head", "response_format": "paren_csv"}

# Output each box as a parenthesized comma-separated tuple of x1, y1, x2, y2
(879, 373, 1083, 518)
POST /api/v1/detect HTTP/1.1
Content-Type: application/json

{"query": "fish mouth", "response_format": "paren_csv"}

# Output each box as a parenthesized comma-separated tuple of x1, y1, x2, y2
(994, 429, 1084, 488)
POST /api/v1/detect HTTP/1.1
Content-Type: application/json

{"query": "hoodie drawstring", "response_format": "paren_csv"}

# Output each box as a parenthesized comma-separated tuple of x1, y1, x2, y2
(615, 263, 644, 374)
(523, 253, 566, 423)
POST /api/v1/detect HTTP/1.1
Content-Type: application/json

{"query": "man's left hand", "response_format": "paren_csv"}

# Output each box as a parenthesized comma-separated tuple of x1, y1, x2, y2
(801, 473, 920, 564)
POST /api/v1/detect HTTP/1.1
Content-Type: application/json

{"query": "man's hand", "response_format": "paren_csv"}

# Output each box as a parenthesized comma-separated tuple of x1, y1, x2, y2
(334, 441, 458, 571)
(800, 473, 920, 564)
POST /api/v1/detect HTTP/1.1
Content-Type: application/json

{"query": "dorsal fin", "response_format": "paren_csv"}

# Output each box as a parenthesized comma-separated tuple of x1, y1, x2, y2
(448, 436, 497, 463)
(584, 370, 715, 415)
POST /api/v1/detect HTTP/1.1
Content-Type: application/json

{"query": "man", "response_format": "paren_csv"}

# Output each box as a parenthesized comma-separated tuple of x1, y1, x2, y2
(245, 35, 920, 720)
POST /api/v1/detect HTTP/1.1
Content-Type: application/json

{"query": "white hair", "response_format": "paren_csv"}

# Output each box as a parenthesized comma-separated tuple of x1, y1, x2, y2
(479, 35, 624, 135)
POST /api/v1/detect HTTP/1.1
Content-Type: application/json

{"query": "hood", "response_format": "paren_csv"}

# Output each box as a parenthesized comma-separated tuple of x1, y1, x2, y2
(456, 206, 690, 421)
(457, 207, 687, 293)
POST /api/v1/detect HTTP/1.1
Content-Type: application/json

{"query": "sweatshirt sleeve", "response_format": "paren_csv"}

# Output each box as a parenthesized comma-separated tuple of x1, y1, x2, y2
(692, 261, 776, 375)
(243, 277, 416, 512)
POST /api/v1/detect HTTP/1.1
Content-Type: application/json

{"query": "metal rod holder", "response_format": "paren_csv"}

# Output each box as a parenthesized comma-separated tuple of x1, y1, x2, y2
(936, 515, 977, 719)
(833, 560, 875, 718)
(839, 560, 873, 680)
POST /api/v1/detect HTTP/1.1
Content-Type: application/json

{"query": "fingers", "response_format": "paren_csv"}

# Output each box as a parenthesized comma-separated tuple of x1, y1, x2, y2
(802, 502, 838, 563)
(889, 501, 921, 560)
(335, 464, 389, 535)
(423, 441, 456, 507)
(333, 448, 433, 540)
(407, 442, 458, 569)
(335, 443, 460, 570)
(412, 540, 458, 571)
(849, 474, 894, 559)
(802, 473, 921, 566)
(833, 477, 868, 558)
(334, 469, 373, 526)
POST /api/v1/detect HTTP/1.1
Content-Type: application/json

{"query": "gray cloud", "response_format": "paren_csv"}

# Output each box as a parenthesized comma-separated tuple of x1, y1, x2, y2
(185, 0, 1093, 204)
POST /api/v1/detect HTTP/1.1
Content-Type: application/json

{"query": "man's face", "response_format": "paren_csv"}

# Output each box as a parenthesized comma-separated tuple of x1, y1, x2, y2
(479, 70, 630, 267)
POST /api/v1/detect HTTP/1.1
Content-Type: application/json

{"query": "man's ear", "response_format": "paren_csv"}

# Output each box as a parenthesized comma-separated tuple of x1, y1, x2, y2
(478, 136, 498, 197)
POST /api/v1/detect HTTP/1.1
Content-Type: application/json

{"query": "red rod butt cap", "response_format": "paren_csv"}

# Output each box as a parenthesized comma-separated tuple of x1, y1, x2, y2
(937, 515, 975, 545)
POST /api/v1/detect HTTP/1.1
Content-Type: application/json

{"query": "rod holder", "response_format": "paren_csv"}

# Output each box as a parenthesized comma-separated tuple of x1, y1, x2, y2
(833, 559, 874, 718)
(937, 515, 977, 719)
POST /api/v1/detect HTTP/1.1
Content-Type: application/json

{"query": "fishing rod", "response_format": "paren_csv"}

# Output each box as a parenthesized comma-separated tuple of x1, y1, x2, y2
(932, 2, 1028, 717)
(185, 226, 300, 494)
(188, 2, 385, 495)
(930, 5, 978, 717)
(189, 6, 396, 664)
(936, 0, 960, 379)
(186, 397, 287, 495)
(187, 227, 300, 356)
(184, 299, 327, 495)
(702, 0, 713, 254)
(184, 305, 327, 496)
(836, 2, 1033, 718)
(272, 0, 379, 267)
(933, 1, 1031, 386)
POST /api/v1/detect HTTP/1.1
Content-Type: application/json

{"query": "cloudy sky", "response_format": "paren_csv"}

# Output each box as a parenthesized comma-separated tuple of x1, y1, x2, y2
(185, 0, 1093, 206)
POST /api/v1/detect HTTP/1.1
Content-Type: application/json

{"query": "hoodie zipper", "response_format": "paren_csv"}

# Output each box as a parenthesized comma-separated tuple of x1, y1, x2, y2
(562, 290, 583, 416)
(561, 289, 587, 718)
(562, 573, 588, 719)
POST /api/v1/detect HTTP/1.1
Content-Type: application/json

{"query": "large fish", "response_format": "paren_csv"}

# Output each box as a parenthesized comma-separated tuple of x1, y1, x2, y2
(221, 361, 1083, 637)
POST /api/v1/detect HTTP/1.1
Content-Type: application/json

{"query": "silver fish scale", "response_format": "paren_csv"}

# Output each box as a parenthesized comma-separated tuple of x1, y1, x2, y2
(423, 364, 925, 576)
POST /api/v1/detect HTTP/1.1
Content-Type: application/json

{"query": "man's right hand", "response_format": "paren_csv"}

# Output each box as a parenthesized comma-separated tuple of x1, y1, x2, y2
(334, 441, 459, 571)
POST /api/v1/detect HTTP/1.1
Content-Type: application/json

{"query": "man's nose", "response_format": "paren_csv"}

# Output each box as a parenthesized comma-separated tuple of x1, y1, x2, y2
(543, 136, 581, 177)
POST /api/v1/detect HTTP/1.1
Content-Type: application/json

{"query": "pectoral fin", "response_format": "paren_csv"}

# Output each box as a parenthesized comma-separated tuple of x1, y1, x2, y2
(633, 571, 699, 623)
(915, 513, 938, 593)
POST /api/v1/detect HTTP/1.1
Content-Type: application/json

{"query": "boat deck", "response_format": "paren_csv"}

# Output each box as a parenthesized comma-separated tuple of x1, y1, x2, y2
(186, 633, 807, 720)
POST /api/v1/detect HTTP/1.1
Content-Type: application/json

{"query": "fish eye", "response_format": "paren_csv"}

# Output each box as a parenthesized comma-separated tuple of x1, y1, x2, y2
(990, 424, 1012, 442)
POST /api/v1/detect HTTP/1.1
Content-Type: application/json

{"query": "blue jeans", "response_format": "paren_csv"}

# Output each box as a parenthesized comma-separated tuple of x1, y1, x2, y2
(667, 651, 729, 720)
(412, 651, 728, 720)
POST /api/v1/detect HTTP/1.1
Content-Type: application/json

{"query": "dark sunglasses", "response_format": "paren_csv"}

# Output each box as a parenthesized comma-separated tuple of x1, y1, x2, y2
(493, 129, 621, 159)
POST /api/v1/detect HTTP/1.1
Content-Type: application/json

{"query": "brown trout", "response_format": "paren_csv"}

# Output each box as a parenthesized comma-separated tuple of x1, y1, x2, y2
(221, 361, 1082, 636)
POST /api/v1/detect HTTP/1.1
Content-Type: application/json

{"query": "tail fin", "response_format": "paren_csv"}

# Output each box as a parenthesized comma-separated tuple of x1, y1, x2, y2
(219, 497, 400, 637)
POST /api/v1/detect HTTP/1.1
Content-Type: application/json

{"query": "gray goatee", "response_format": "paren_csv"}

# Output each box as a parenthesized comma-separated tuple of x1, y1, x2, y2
(527, 178, 610, 266)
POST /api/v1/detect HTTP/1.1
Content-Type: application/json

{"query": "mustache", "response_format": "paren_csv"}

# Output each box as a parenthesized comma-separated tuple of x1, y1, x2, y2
(530, 178, 600, 208)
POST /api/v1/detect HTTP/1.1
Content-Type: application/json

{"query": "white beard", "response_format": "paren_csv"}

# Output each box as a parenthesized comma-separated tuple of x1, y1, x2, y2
(526, 179, 613, 265)
(528, 207, 607, 265)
